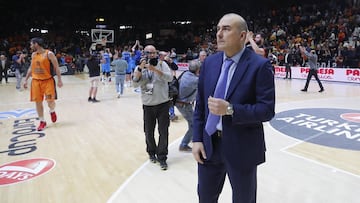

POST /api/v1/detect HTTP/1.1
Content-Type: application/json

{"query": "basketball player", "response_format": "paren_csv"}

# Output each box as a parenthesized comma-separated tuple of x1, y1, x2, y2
(101, 48, 112, 84)
(23, 37, 63, 131)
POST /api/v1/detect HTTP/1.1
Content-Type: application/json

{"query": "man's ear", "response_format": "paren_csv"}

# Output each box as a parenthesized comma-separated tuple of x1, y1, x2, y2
(240, 31, 247, 41)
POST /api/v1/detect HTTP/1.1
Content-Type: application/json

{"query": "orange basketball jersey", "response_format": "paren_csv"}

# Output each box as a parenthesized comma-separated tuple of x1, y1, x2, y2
(31, 50, 52, 80)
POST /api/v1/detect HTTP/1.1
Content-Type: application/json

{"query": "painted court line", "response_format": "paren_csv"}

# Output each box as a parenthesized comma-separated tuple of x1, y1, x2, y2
(106, 137, 183, 203)
(269, 121, 360, 179)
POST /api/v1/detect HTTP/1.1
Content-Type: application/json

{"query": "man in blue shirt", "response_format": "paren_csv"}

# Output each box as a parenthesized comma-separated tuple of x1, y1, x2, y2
(175, 60, 201, 152)
(12, 51, 26, 90)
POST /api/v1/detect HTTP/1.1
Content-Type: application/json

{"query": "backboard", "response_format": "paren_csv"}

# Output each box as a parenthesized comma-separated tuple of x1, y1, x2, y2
(91, 29, 114, 44)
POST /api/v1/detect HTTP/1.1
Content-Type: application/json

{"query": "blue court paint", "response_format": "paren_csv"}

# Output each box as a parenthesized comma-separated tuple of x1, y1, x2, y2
(269, 108, 360, 151)
(0, 108, 37, 120)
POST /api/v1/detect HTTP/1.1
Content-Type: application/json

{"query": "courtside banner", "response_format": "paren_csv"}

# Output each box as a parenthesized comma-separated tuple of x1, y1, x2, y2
(176, 62, 189, 71)
(274, 66, 360, 84)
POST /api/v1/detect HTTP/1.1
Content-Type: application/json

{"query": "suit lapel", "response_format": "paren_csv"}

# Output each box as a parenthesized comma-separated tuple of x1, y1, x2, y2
(207, 53, 223, 97)
(225, 49, 251, 100)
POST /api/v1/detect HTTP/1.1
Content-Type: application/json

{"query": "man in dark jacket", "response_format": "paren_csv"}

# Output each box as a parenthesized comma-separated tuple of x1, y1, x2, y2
(0, 54, 11, 83)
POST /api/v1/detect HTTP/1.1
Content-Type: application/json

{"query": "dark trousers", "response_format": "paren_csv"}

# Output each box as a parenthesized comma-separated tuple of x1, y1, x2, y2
(0, 68, 8, 83)
(303, 69, 324, 90)
(284, 63, 291, 79)
(143, 101, 170, 161)
(197, 135, 257, 203)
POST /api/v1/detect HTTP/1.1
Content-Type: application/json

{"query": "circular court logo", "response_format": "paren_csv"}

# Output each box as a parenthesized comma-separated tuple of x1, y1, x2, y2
(0, 158, 55, 186)
(269, 108, 360, 151)
(340, 113, 360, 123)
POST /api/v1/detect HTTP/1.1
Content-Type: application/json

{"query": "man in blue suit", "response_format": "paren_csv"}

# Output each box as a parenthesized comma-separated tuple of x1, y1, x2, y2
(192, 13, 275, 203)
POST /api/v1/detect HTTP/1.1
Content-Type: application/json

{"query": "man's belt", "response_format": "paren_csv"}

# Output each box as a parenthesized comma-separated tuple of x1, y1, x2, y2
(176, 101, 193, 105)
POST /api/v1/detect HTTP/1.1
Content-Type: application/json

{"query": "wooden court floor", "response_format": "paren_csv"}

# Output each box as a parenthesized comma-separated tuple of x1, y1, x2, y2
(0, 73, 359, 203)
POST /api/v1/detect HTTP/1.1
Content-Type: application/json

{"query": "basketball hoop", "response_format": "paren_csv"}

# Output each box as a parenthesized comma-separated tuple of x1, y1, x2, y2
(91, 29, 114, 44)
(95, 38, 107, 46)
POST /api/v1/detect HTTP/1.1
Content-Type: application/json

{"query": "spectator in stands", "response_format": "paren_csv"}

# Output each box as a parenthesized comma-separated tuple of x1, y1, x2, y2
(170, 48, 177, 63)
(185, 48, 194, 61)
(246, 31, 266, 57)
(198, 50, 207, 64)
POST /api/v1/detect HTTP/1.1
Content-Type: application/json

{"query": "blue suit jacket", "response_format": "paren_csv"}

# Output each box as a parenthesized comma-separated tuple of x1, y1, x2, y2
(193, 47, 275, 169)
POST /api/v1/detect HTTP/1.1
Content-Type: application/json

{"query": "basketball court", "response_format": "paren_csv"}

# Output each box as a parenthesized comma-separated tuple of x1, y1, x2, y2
(0, 73, 359, 203)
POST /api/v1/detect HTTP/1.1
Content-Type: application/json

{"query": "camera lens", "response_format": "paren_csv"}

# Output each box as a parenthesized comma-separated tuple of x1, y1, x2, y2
(149, 58, 158, 66)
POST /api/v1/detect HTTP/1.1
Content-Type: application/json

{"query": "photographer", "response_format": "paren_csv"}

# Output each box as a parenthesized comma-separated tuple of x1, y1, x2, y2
(132, 45, 173, 170)
(12, 51, 26, 90)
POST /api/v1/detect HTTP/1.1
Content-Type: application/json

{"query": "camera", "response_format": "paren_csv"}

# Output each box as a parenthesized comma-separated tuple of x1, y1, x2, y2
(148, 58, 158, 66)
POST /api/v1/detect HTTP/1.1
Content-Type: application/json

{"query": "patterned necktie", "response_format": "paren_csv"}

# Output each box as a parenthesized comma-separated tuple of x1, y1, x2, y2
(205, 58, 234, 136)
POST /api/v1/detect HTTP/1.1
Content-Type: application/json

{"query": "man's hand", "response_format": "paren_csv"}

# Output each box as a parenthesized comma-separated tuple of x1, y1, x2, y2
(23, 81, 28, 89)
(147, 64, 156, 71)
(246, 31, 254, 44)
(57, 79, 63, 88)
(192, 142, 206, 164)
(208, 96, 229, 116)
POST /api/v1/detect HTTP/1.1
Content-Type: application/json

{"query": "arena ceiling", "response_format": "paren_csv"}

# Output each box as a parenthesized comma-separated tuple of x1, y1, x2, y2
(0, 0, 341, 37)
(0, 0, 329, 23)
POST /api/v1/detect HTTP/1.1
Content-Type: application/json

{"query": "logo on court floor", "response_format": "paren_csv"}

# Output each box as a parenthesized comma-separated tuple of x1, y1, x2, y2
(269, 108, 360, 151)
(0, 158, 55, 186)
(0, 117, 44, 156)
(0, 108, 37, 120)
(340, 113, 360, 123)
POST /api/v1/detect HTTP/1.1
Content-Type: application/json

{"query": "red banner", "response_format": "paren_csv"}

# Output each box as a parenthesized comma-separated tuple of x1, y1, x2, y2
(274, 66, 360, 84)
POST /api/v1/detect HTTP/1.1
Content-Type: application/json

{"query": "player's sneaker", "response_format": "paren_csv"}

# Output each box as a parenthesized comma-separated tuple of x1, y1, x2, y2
(37, 121, 47, 131)
(51, 112, 57, 123)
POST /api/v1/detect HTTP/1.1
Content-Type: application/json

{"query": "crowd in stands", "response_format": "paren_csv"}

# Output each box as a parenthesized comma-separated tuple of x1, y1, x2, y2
(1, 1, 359, 69)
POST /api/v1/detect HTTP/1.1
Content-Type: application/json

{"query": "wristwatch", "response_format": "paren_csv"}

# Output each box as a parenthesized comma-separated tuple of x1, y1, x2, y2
(226, 103, 234, 115)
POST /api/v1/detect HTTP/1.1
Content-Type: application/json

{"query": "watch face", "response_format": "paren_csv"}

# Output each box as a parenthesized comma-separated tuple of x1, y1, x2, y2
(227, 105, 233, 115)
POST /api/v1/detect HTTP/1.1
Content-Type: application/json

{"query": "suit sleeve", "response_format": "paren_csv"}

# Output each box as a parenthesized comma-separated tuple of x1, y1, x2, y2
(231, 59, 275, 124)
